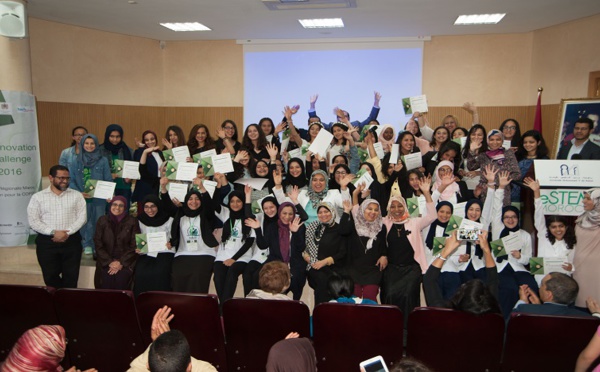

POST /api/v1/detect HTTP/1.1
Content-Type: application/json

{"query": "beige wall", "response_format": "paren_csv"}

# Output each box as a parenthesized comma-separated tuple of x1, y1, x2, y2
(529, 13, 600, 104)
(0, 36, 32, 93)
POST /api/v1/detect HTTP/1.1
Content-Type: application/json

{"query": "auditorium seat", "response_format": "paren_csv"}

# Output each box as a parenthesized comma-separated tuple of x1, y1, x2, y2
(407, 307, 504, 372)
(0, 285, 58, 362)
(502, 312, 600, 372)
(54, 288, 144, 371)
(222, 298, 310, 371)
(313, 303, 404, 372)
(136, 291, 227, 371)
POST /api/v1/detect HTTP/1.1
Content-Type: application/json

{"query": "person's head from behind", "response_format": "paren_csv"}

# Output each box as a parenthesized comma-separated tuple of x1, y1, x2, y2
(3, 325, 66, 371)
(148, 330, 191, 372)
(266, 337, 317, 372)
(389, 357, 432, 372)
(259, 261, 291, 294)
(327, 274, 354, 299)
(540, 272, 579, 305)
(449, 279, 501, 315)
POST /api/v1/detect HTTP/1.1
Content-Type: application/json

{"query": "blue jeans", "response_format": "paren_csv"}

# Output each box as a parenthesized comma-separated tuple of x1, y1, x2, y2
(81, 199, 107, 252)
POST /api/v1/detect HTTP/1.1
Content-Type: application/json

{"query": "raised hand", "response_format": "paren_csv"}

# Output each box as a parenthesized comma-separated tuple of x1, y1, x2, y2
(291, 105, 300, 115)
(216, 128, 226, 139)
(462, 102, 477, 114)
(393, 161, 403, 172)
(245, 218, 261, 229)
(151, 306, 174, 341)
(161, 138, 173, 149)
(343, 199, 352, 214)
(374, 91, 382, 106)
(470, 140, 482, 152)
(289, 185, 300, 204)
(498, 171, 512, 188)
(339, 173, 354, 189)
(134, 137, 145, 148)
(273, 169, 283, 186)
(483, 164, 498, 184)
(234, 150, 249, 163)
(523, 177, 539, 191)
(309, 94, 319, 109)
(289, 216, 303, 233)
(275, 121, 287, 135)
(419, 176, 432, 193)
(266, 143, 279, 160)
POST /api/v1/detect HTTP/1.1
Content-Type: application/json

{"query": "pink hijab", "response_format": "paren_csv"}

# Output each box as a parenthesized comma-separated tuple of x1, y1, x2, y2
(432, 160, 460, 201)
(2, 325, 66, 372)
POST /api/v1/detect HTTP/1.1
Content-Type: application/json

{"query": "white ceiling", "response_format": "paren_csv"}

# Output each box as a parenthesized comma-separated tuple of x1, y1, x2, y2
(26, 0, 600, 41)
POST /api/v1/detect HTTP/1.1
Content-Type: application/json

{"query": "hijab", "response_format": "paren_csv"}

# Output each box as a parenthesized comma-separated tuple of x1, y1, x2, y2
(576, 188, 600, 229)
(305, 202, 337, 266)
(102, 124, 132, 160)
(78, 134, 103, 167)
(138, 194, 170, 227)
(2, 325, 66, 372)
(265, 338, 317, 372)
(352, 199, 383, 249)
(379, 124, 396, 152)
(284, 158, 308, 189)
(108, 196, 128, 224)
(425, 201, 453, 250)
(277, 202, 296, 263)
(385, 196, 410, 224)
(307, 170, 329, 209)
(486, 129, 506, 161)
(465, 198, 484, 259)
(182, 189, 203, 218)
(261, 196, 280, 225)
(222, 190, 250, 242)
(432, 160, 460, 201)
(496, 205, 521, 263)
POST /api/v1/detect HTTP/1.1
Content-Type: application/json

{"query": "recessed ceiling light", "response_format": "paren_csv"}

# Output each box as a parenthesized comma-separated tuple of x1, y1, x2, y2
(454, 13, 506, 25)
(298, 18, 344, 29)
(159, 22, 211, 32)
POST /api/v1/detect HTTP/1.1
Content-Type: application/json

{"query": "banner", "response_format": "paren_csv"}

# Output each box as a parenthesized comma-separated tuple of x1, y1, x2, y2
(0, 91, 41, 246)
(534, 160, 600, 187)
(539, 189, 585, 216)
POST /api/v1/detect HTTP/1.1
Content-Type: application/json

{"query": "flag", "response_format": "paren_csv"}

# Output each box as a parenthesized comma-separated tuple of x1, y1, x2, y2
(534, 89, 543, 134)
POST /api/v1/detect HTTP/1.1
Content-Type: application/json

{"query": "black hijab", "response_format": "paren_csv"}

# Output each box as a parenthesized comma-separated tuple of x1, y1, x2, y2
(222, 190, 251, 242)
(284, 158, 308, 189)
(138, 195, 170, 227)
(102, 124, 132, 160)
(425, 201, 453, 250)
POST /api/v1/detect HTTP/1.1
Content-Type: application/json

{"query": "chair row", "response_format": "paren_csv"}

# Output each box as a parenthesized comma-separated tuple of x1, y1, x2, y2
(1, 284, 598, 372)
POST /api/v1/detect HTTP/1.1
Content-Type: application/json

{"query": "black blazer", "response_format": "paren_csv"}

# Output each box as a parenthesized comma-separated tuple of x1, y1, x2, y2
(513, 303, 592, 317)
(557, 140, 600, 159)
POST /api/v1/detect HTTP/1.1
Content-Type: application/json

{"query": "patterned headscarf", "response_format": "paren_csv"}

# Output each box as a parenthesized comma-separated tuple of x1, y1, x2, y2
(307, 170, 329, 209)
(577, 188, 600, 229)
(304, 202, 337, 269)
(2, 325, 66, 372)
(352, 199, 383, 249)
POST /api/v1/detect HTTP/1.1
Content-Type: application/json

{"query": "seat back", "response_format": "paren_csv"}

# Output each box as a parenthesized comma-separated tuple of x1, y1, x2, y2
(313, 303, 404, 372)
(407, 307, 504, 372)
(0, 285, 58, 361)
(54, 288, 144, 371)
(502, 312, 600, 372)
(222, 298, 310, 371)
(136, 291, 227, 371)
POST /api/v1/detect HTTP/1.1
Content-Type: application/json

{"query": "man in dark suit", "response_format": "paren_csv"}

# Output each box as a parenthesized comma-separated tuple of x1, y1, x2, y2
(513, 272, 592, 317)
(557, 117, 600, 159)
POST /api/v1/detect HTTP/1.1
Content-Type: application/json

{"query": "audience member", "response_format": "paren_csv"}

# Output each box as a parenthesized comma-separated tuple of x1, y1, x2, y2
(265, 332, 317, 372)
(246, 261, 292, 300)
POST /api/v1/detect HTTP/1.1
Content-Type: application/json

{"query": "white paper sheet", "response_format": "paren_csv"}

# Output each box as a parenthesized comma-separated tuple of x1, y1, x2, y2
(459, 218, 483, 231)
(408, 95, 429, 113)
(211, 153, 234, 174)
(389, 144, 400, 164)
(93, 180, 116, 200)
(168, 183, 189, 203)
(501, 232, 522, 254)
(402, 152, 422, 171)
(373, 142, 385, 159)
(122, 160, 141, 180)
(453, 202, 467, 219)
(542, 257, 570, 274)
(235, 177, 269, 191)
(146, 232, 168, 253)
(354, 171, 374, 189)
(308, 129, 334, 158)
(172, 146, 191, 163)
(202, 180, 217, 198)
(175, 162, 198, 181)
(288, 148, 305, 163)
(502, 140, 512, 150)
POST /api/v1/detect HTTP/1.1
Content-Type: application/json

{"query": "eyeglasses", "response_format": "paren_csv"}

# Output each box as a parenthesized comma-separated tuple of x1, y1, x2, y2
(335, 171, 347, 176)
(54, 177, 71, 181)
(144, 205, 158, 210)
(504, 126, 517, 131)
(112, 204, 125, 208)
(503, 215, 518, 220)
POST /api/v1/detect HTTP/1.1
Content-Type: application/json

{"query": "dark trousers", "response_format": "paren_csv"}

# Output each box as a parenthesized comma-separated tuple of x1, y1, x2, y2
(438, 272, 461, 301)
(36, 233, 82, 289)
(307, 266, 337, 305)
(289, 264, 307, 301)
(99, 267, 133, 290)
(214, 261, 247, 305)
(498, 265, 540, 318)
(171, 255, 214, 294)
(242, 260, 263, 296)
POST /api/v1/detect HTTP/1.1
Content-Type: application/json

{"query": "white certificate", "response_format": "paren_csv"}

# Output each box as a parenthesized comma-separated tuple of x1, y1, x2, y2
(354, 171, 374, 189)
(501, 232, 522, 253)
(265, 134, 273, 143)
(417, 195, 428, 217)
(235, 177, 269, 191)
(202, 180, 217, 198)
(502, 140, 512, 150)
(172, 146, 191, 163)
(402, 152, 422, 171)
(147, 232, 168, 253)
(288, 148, 305, 163)
(459, 218, 483, 231)
(403, 94, 429, 114)
(389, 144, 400, 164)
(212, 153, 234, 174)
(373, 142, 385, 159)
(168, 183, 189, 203)
(542, 257, 570, 274)
(280, 138, 290, 154)
(122, 160, 141, 180)
(175, 162, 198, 181)
(308, 129, 334, 158)
(463, 175, 480, 190)
(453, 202, 467, 219)
(93, 180, 116, 200)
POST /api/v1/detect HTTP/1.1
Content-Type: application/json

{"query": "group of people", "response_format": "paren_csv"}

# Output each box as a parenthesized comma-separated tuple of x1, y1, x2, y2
(27, 94, 600, 322)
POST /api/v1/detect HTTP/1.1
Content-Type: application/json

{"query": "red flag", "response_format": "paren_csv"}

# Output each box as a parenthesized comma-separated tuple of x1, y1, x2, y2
(534, 89, 542, 134)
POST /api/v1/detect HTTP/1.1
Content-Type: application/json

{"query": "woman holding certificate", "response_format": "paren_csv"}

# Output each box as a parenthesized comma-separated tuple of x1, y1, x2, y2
(133, 131, 164, 216)
(99, 124, 134, 207)
(187, 124, 216, 155)
(573, 188, 600, 308)
(134, 194, 174, 297)
(68, 133, 112, 256)
(94, 196, 139, 289)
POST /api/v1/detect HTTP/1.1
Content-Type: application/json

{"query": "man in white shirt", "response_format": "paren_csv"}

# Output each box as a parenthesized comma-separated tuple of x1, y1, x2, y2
(558, 118, 600, 160)
(27, 165, 86, 288)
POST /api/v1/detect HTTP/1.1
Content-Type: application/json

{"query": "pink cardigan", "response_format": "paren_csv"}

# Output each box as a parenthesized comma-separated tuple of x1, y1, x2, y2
(382, 201, 437, 274)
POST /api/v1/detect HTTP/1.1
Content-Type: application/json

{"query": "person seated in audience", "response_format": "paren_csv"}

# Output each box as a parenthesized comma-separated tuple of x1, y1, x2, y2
(128, 306, 217, 372)
(423, 231, 502, 315)
(513, 272, 595, 317)
(246, 261, 292, 300)
(388, 358, 433, 372)
(2, 325, 97, 372)
(328, 273, 377, 305)
(575, 299, 600, 372)
(266, 332, 317, 372)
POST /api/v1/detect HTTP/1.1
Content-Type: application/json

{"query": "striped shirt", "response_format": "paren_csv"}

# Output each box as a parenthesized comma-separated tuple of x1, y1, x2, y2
(27, 187, 87, 236)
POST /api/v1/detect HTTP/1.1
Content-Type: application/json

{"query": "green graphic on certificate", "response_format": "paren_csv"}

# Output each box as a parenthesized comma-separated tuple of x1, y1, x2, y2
(200, 157, 214, 177)
(136, 234, 148, 253)
(162, 149, 175, 162)
(165, 161, 179, 180)
(112, 159, 124, 177)
(490, 239, 507, 258)
(432, 237, 446, 256)
(83, 179, 98, 197)
(406, 197, 420, 218)
(529, 257, 545, 275)
(445, 215, 463, 234)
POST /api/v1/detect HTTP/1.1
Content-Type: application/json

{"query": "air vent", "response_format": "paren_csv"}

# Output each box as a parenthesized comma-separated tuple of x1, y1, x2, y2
(261, 0, 356, 11)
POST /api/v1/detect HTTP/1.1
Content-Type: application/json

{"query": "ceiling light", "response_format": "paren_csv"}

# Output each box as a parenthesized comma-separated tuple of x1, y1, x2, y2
(159, 22, 211, 32)
(454, 13, 506, 25)
(298, 18, 344, 28)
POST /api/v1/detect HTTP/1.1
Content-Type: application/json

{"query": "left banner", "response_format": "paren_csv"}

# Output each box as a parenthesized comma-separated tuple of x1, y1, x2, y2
(0, 91, 41, 247)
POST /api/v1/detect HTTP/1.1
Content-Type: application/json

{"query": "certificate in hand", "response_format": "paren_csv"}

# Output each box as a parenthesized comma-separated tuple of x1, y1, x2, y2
(501, 233, 521, 254)
(211, 153, 234, 174)
(402, 152, 422, 171)
(373, 142, 385, 159)
(406, 197, 420, 218)
(308, 129, 334, 158)
(288, 148, 305, 163)
(389, 144, 400, 164)
(490, 238, 507, 258)
(529, 257, 569, 275)
(352, 169, 374, 189)
(200, 157, 214, 177)
(146, 232, 168, 253)
(168, 183, 189, 203)
(175, 162, 199, 181)
(192, 149, 217, 164)
(234, 177, 269, 191)
(445, 215, 463, 234)
(92, 180, 116, 200)
(114, 160, 140, 180)
(402, 94, 428, 115)
(201, 180, 217, 197)
(453, 202, 467, 219)
(432, 237, 446, 256)
(171, 146, 191, 163)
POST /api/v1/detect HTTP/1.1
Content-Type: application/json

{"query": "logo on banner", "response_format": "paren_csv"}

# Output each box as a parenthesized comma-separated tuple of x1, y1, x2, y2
(540, 189, 585, 216)
(559, 164, 579, 176)
(534, 160, 598, 187)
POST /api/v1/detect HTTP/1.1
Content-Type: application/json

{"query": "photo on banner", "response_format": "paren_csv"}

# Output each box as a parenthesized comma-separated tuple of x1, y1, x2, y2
(554, 98, 600, 157)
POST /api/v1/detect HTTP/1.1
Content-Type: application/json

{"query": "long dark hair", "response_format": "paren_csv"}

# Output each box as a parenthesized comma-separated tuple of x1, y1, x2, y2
(164, 125, 186, 149)
(221, 119, 239, 142)
(546, 216, 576, 249)
(187, 124, 216, 153)
(430, 126, 451, 150)
(463, 124, 488, 159)
(395, 131, 418, 154)
(242, 123, 268, 152)
(449, 279, 501, 315)
(70, 126, 88, 146)
(259, 117, 275, 136)
(515, 130, 549, 161)
(500, 118, 522, 147)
